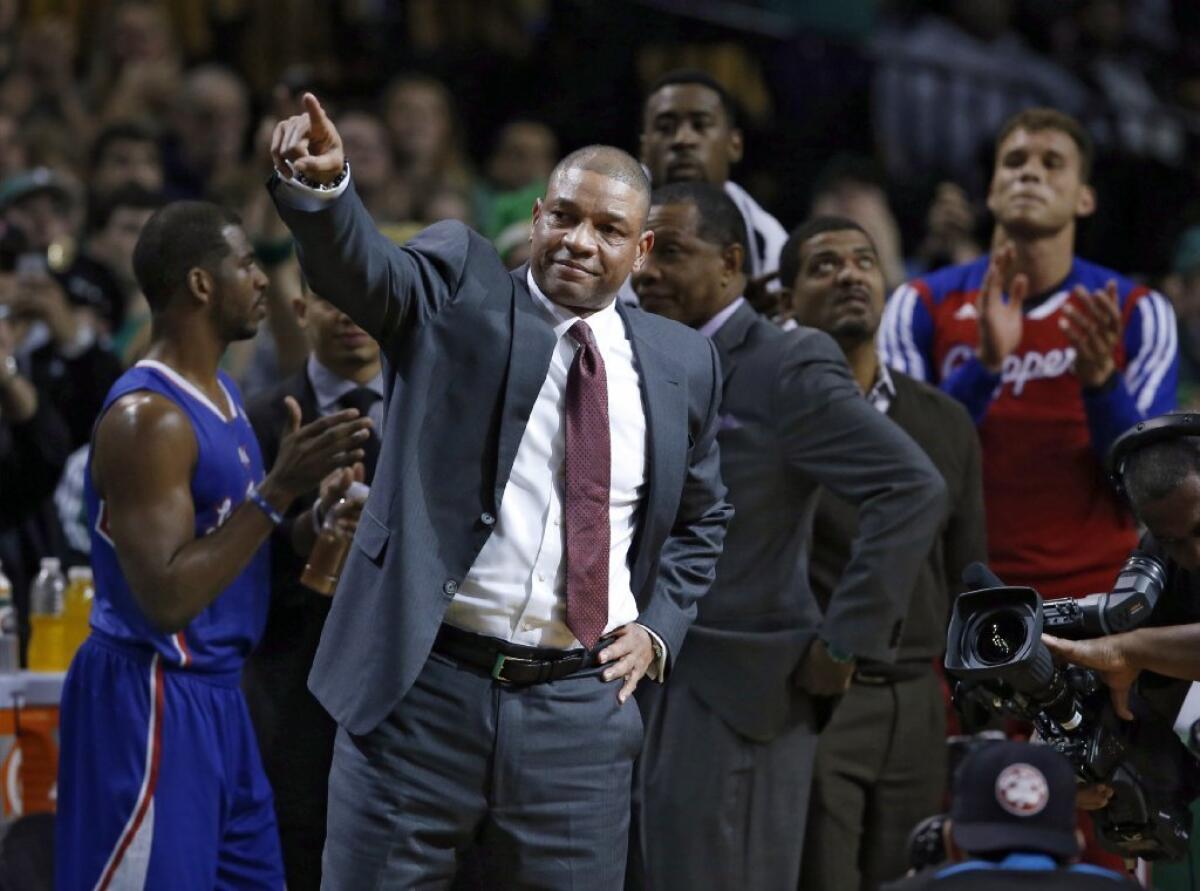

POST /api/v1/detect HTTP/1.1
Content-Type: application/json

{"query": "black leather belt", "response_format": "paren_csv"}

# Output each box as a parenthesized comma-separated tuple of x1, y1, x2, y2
(432, 623, 597, 686)
(853, 661, 933, 686)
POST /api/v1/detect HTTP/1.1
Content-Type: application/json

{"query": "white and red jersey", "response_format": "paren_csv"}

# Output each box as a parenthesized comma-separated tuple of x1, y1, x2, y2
(878, 255, 1177, 600)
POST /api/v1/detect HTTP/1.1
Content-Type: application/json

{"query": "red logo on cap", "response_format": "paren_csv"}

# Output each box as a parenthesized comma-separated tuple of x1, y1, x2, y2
(995, 763, 1049, 817)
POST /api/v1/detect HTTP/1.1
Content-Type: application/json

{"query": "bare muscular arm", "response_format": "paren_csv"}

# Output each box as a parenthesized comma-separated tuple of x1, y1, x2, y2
(93, 392, 371, 632)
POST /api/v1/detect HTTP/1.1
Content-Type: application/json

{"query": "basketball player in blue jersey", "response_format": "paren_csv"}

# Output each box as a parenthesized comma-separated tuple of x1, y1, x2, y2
(55, 201, 373, 891)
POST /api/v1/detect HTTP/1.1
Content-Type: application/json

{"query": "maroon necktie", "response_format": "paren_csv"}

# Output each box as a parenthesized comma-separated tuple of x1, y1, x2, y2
(564, 320, 610, 649)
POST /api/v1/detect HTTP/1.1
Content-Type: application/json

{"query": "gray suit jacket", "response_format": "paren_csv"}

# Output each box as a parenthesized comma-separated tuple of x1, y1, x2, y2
(672, 302, 947, 741)
(271, 180, 733, 735)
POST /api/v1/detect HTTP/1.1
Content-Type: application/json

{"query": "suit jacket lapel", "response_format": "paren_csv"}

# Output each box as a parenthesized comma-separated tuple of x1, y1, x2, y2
(494, 266, 557, 510)
(709, 299, 757, 389)
(619, 302, 686, 596)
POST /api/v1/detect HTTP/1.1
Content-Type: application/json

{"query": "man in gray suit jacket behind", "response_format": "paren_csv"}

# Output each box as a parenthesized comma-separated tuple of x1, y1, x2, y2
(631, 182, 946, 890)
(268, 95, 732, 889)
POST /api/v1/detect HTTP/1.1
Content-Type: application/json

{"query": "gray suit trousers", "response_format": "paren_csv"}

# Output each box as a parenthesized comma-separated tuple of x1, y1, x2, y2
(633, 678, 819, 891)
(800, 670, 947, 891)
(322, 649, 644, 890)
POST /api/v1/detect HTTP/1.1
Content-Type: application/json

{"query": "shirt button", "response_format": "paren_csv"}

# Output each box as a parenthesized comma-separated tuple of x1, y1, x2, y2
(537, 572, 545, 582)
(480, 512, 495, 527)
(443, 579, 458, 595)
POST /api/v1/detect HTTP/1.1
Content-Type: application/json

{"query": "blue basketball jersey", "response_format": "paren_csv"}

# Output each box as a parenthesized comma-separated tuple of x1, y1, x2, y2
(85, 359, 270, 674)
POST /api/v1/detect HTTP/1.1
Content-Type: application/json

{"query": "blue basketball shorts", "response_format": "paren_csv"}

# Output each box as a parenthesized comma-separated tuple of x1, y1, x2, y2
(55, 631, 284, 890)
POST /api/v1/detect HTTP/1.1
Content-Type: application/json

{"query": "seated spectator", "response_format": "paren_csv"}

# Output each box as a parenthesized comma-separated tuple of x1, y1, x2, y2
(90, 0, 182, 126)
(809, 155, 908, 291)
(478, 119, 558, 238)
(162, 65, 251, 202)
(382, 73, 475, 212)
(88, 120, 164, 203)
(882, 742, 1138, 889)
(0, 175, 122, 449)
(0, 309, 69, 663)
(337, 110, 410, 224)
(81, 183, 164, 363)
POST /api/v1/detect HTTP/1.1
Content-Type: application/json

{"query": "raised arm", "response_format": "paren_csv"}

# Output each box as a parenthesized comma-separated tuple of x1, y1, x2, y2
(779, 330, 947, 666)
(93, 392, 371, 632)
(268, 93, 474, 347)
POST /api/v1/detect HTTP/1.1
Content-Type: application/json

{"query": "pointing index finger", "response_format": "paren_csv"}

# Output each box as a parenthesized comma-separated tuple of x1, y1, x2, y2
(303, 92, 330, 138)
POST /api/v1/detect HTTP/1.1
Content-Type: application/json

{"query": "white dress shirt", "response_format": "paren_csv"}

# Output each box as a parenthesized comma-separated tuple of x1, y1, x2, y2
(446, 269, 650, 650)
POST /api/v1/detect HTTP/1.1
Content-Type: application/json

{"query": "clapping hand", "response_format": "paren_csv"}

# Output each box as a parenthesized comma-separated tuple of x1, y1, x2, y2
(976, 244, 1030, 373)
(1061, 280, 1121, 389)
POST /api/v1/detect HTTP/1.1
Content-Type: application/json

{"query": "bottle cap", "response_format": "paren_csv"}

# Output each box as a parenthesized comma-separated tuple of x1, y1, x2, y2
(68, 567, 92, 582)
(41, 557, 61, 571)
(346, 482, 369, 500)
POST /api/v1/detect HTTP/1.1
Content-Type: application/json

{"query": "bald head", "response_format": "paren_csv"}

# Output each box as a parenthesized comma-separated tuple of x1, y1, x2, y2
(530, 145, 655, 314)
(550, 145, 651, 224)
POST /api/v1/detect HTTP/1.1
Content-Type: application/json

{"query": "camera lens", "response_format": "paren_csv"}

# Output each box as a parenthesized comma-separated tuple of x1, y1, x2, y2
(973, 610, 1028, 665)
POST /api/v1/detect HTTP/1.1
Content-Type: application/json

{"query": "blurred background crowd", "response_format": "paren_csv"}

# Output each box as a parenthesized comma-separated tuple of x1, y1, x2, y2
(2, 0, 1199, 653)
(0, 0, 1198, 886)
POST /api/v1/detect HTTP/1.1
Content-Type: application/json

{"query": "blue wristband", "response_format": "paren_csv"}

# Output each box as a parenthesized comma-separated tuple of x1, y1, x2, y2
(247, 487, 284, 526)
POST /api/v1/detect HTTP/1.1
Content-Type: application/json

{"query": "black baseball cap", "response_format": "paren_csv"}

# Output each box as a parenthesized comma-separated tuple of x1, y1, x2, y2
(950, 741, 1080, 860)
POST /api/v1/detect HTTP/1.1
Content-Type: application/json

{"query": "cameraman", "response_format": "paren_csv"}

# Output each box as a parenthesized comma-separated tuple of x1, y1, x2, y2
(1044, 417, 1200, 724)
(882, 742, 1138, 889)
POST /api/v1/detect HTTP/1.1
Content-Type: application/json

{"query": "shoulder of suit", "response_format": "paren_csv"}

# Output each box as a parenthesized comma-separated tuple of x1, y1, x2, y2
(624, 303, 712, 349)
(779, 323, 848, 364)
(410, 219, 508, 277)
(891, 369, 975, 429)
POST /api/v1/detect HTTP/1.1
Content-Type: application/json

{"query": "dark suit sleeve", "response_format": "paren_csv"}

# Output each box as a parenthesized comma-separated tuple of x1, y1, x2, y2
(637, 337, 733, 664)
(0, 398, 71, 530)
(269, 178, 475, 347)
(942, 406, 987, 598)
(775, 331, 947, 662)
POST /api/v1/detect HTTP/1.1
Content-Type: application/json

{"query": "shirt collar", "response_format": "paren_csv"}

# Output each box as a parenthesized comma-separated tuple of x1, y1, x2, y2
(307, 354, 385, 412)
(526, 267, 624, 346)
(698, 297, 746, 339)
(866, 358, 896, 413)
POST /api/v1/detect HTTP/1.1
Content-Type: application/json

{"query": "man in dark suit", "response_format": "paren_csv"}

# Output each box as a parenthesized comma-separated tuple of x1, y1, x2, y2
(630, 183, 945, 889)
(781, 216, 987, 891)
(243, 276, 382, 891)
(268, 95, 731, 889)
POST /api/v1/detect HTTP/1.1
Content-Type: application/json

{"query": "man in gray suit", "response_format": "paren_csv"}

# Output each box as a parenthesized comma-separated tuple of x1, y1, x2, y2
(268, 96, 732, 889)
(631, 181, 946, 890)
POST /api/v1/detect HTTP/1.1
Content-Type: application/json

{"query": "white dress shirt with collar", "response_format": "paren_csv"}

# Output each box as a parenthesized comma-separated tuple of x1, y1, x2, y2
(447, 269, 649, 649)
(279, 173, 667, 673)
(306, 354, 385, 428)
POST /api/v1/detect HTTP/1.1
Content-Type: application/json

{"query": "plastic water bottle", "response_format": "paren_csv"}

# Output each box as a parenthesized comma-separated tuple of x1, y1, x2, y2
(301, 482, 370, 595)
(0, 561, 17, 673)
(62, 566, 94, 667)
(27, 557, 65, 672)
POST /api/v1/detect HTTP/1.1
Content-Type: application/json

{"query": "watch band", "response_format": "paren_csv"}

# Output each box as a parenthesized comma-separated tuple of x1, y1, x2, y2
(293, 159, 350, 192)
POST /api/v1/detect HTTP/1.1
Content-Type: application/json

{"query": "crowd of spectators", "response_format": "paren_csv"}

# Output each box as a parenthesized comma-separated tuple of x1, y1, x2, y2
(0, 0, 1192, 657)
(0, 0, 1197, 886)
